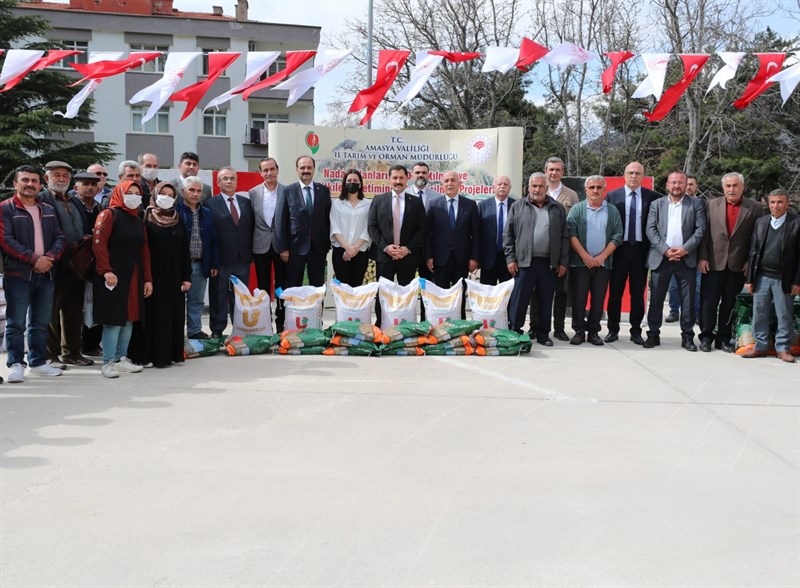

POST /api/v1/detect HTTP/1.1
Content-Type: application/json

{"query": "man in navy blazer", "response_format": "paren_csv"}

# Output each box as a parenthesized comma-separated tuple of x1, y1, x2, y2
(604, 161, 660, 345)
(425, 170, 480, 319)
(274, 155, 332, 288)
(205, 166, 255, 338)
(478, 175, 515, 285)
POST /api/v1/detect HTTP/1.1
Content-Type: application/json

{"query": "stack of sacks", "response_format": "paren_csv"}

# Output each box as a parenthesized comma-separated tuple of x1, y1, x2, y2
(324, 321, 385, 356)
(473, 328, 532, 356)
(225, 334, 278, 357)
(466, 278, 514, 329)
(424, 319, 482, 355)
(184, 336, 224, 359)
(378, 277, 419, 325)
(381, 321, 431, 356)
(276, 328, 329, 355)
(419, 278, 462, 325)
(278, 284, 326, 331)
(330, 280, 379, 323)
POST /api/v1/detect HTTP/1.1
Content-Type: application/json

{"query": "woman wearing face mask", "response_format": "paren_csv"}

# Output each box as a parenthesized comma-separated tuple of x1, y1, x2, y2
(330, 169, 372, 287)
(92, 181, 153, 378)
(127, 181, 191, 369)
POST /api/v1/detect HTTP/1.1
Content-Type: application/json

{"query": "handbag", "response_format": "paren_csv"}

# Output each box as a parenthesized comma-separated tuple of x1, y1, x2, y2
(69, 235, 94, 281)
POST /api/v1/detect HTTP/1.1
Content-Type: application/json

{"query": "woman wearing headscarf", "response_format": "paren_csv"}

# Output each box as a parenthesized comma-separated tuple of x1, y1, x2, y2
(128, 181, 191, 368)
(92, 180, 152, 378)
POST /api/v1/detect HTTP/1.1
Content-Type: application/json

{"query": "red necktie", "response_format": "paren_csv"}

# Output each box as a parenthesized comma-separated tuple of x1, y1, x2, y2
(228, 197, 239, 226)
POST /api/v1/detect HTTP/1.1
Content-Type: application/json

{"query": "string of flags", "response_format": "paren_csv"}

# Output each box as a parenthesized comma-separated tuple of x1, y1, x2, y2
(0, 40, 798, 126)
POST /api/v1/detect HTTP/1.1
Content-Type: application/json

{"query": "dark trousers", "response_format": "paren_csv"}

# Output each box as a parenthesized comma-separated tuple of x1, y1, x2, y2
(480, 251, 512, 285)
(417, 252, 432, 321)
(433, 252, 468, 320)
(648, 260, 696, 337)
(699, 268, 746, 344)
(529, 270, 568, 331)
(570, 266, 610, 334)
(285, 246, 327, 288)
(331, 246, 369, 288)
(47, 268, 85, 359)
(82, 324, 103, 353)
(607, 242, 648, 335)
(209, 261, 251, 333)
(508, 257, 556, 336)
(374, 257, 417, 328)
(254, 247, 287, 333)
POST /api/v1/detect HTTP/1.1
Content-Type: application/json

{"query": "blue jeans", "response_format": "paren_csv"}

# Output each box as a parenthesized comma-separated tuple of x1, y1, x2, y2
(101, 321, 133, 364)
(668, 271, 701, 316)
(752, 274, 794, 352)
(186, 261, 207, 335)
(4, 273, 55, 367)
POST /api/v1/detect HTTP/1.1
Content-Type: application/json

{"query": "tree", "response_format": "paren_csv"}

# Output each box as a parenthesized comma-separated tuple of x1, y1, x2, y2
(0, 0, 116, 184)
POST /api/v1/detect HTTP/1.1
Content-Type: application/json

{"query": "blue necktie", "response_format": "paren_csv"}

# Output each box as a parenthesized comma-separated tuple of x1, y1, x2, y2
(497, 202, 504, 252)
(448, 198, 456, 231)
(304, 186, 313, 214)
(627, 192, 637, 244)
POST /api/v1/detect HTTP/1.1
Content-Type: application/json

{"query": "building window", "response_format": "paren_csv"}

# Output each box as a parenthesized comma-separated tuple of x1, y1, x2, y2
(129, 44, 168, 73)
(132, 106, 169, 133)
(263, 57, 286, 80)
(251, 113, 289, 129)
(201, 49, 229, 77)
(203, 111, 227, 136)
(52, 40, 89, 69)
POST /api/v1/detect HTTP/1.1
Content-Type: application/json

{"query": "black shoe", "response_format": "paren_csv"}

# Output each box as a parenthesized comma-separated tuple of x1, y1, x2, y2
(62, 354, 95, 367)
(719, 341, 735, 353)
(699, 340, 712, 352)
(587, 332, 604, 346)
(665, 312, 679, 323)
(210, 330, 224, 339)
(188, 331, 210, 340)
(82, 346, 103, 357)
(553, 329, 569, 342)
(630, 333, 645, 345)
(570, 332, 585, 345)
(643, 335, 661, 348)
(604, 331, 619, 343)
(682, 336, 698, 352)
(537, 336, 554, 347)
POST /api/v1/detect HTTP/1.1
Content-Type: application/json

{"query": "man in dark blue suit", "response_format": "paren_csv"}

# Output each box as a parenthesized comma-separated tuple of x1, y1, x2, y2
(478, 175, 515, 285)
(274, 155, 332, 288)
(604, 161, 660, 345)
(205, 167, 254, 338)
(425, 170, 480, 319)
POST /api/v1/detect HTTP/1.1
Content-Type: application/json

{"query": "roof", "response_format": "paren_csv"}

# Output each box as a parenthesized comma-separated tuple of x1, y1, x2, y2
(16, 2, 238, 21)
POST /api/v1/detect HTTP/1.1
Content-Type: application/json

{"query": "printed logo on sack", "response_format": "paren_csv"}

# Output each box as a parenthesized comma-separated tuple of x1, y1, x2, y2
(483, 319, 496, 328)
(242, 309, 260, 327)
(305, 131, 320, 154)
(295, 317, 309, 329)
(466, 134, 492, 164)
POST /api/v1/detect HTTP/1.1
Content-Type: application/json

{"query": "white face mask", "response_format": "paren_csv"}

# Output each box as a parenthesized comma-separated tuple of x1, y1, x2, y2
(155, 194, 175, 210)
(142, 168, 159, 182)
(123, 193, 142, 210)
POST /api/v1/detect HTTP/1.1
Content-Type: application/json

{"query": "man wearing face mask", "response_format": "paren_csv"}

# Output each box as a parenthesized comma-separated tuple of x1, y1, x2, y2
(138, 152, 162, 202)
(410, 162, 443, 319)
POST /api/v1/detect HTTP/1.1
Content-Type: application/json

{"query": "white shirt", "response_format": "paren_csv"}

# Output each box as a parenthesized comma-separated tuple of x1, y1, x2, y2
(221, 193, 241, 218)
(548, 183, 563, 199)
(495, 196, 508, 223)
(624, 188, 643, 242)
(445, 195, 459, 219)
(261, 184, 279, 226)
(392, 190, 406, 219)
(771, 212, 787, 230)
(665, 198, 684, 248)
(299, 181, 314, 207)
(330, 198, 371, 251)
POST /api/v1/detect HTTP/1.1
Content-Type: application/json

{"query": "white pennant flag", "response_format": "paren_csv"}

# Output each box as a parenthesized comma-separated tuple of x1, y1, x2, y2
(391, 51, 444, 106)
(481, 46, 519, 74)
(767, 52, 800, 105)
(0, 49, 43, 88)
(275, 49, 352, 107)
(539, 42, 598, 70)
(632, 53, 671, 100)
(204, 51, 280, 111)
(55, 51, 125, 119)
(130, 52, 201, 123)
(705, 51, 746, 95)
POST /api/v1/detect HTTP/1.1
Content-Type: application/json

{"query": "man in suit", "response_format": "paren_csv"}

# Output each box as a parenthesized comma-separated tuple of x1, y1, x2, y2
(206, 166, 254, 338)
(643, 170, 706, 350)
(478, 175, 515, 285)
(605, 161, 660, 345)
(274, 155, 332, 288)
(667, 173, 704, 323)
(177, 151, 213, 202)
(697, 172, 765, 352)
(505, 172, 568, 345)
(367, 164, 426, 327)
(250, 157, 287, 332)
(742, 189, 800, 363)
(425, 170, 480, 319)
(410, 162, 443, 319)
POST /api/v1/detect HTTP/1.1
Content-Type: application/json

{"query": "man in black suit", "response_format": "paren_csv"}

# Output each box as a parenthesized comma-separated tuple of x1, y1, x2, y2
(274, 155, 332, 288)
(367, 164, 426, 327)
(205, 167, 255, 338)
(410, 162, 444, 320)
(478, 175, 515, 285)
(425, 170, 480, 319)
(604, 161, 660, 345)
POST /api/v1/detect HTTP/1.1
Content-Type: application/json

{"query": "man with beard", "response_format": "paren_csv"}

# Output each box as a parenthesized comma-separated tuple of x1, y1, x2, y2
(410, 162, 443, 319)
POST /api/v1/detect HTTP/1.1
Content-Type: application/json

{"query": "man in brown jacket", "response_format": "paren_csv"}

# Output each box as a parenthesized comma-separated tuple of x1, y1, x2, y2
(697, 172, 766, 352)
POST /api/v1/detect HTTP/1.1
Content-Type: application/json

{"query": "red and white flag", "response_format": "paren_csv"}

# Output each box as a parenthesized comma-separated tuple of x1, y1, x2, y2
(70, 52, 162, 84)
(733, 53, 787, 109)
(242, 50, 317, 101)
(275, 49, 352, 107)
(55, 51, 125, 119)
(204, 51, 280, 110)
(705, 52, 746, 95)
(130, 52, 201, 123)
(516, 38, 550, 71)
(0, 50, 80, 92)
(767, 52, 800, 105)
(644, 54, 709, 122)
(481, 46, 520, 74)
(171, 52, 241, 121)
(540, 43, 597, 69)
(0, 50, 43, 89)
(391, 51, 444, 107)
(602, 51, 634, 94)
(632, 53, 671, 100)
(428, 51, 482, 63)
(350, 49, 410, 125)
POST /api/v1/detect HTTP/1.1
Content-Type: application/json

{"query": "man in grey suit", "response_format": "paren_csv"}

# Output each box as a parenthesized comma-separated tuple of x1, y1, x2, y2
(644, 170, 706, 350)
(478, 175, 515, 285)
(410, 162, 443, 320)
(250, 157, 287, 332)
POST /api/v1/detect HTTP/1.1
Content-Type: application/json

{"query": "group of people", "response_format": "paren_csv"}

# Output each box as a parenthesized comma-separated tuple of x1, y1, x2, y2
(1, 152, 798, 383)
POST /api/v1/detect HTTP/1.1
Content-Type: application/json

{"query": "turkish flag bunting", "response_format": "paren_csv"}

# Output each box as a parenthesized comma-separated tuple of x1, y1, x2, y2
(0, 50, 80, 92)
(171, 52, 241, 121)
(602, 51, 634, 94)
(349, 49, 410, 125)
(516, 38, 549, 71)
(428, 51, 482, 63)
(733, 53, 786, 109)
(242, 50, 317, 100)
(70, 52, 162, 85)
(644, 54, 709, 122)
